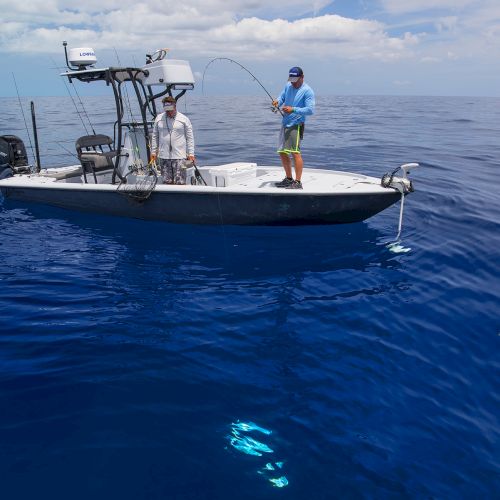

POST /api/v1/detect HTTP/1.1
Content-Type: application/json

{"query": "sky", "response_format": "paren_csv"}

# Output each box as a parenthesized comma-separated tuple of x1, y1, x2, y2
(1, 0, 499, 97)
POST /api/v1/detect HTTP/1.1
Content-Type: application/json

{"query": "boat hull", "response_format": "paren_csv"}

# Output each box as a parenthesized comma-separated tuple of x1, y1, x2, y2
(0, 183, 400, 225)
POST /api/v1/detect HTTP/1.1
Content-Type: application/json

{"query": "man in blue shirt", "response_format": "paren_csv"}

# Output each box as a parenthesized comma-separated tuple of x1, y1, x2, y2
(273, 67, 315, 189)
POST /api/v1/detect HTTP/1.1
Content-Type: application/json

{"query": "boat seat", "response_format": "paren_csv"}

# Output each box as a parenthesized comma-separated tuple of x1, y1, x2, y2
(76, 134, 118, 184)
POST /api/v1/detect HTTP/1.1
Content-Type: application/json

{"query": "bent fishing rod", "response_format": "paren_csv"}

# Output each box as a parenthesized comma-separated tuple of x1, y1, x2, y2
(202, 57, 283, 116)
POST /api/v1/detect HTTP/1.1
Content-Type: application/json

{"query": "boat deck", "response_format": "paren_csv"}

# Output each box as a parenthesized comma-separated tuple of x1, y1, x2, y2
(0, 164, 392, 196)
(192, 165, 388, 194)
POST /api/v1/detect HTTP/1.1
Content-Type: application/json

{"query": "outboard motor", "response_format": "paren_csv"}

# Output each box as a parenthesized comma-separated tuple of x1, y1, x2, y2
(0, 135, 30, 179)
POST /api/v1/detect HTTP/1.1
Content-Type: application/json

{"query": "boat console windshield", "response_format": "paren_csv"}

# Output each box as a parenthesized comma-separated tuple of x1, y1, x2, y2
(60, 42, 195, 184)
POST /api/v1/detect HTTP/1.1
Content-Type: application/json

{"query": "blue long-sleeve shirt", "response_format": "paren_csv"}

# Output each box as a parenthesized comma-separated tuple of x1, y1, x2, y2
(277, 82, 315, 127)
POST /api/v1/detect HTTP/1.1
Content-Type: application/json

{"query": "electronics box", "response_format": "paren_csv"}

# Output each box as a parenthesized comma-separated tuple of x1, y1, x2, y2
(141, 60, 195, 88)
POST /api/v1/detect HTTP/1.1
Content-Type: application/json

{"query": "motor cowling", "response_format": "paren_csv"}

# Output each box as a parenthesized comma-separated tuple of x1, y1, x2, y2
(0, 135, 30, 179)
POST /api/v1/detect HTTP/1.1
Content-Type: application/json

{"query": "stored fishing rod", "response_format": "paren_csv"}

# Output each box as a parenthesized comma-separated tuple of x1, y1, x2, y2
(30, 102, 41, 172)
(202, 57, 283, 116)
(50, 55, 97, 136)
(12, 73, 36, 168)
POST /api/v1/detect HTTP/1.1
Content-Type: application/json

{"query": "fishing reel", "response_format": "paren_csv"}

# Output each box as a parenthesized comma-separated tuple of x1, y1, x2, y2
(271, 101, 284, 114)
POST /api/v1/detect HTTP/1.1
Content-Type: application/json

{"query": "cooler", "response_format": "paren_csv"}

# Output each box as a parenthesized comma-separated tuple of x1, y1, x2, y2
(208, 163, 257, 187)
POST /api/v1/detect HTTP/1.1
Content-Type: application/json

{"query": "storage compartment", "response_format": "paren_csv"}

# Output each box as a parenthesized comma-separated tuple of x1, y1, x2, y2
(39, 165, 83, 180)
(208, 163, 257, 187)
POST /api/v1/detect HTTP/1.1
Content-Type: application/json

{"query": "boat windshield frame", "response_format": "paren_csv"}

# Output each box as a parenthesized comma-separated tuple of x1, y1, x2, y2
(61, 66, 191, 183)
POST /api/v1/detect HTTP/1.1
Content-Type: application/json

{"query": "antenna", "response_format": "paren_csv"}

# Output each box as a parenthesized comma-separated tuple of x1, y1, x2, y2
(63, 41, 72, 71)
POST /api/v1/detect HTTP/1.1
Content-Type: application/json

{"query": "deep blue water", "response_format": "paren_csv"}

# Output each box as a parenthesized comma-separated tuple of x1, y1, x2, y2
(0, 95, 499, 499)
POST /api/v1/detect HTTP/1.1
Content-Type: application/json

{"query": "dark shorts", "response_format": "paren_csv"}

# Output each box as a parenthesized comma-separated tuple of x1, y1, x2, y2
(277, 124, 305, 154)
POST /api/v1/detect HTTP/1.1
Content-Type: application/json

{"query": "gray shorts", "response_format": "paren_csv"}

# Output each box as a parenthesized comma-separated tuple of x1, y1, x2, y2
(277, 124, 304, 154)
(159, 158, 186, 185)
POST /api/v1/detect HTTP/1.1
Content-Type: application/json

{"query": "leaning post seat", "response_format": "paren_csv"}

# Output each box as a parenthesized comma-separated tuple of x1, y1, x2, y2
(75, 134, 118, 183)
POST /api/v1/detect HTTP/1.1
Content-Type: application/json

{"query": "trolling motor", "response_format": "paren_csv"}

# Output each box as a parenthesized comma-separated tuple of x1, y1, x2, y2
(0, 135, 30, 179)
(381, 163, 419, 240)
(381, 162, 418, 194)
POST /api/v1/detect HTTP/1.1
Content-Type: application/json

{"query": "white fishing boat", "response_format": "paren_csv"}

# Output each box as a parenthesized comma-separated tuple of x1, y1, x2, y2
(0, 44, 417, 227)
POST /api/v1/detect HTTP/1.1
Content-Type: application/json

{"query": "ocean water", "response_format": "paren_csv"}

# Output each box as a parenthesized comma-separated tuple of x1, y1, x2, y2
(0, 94, 499, 499)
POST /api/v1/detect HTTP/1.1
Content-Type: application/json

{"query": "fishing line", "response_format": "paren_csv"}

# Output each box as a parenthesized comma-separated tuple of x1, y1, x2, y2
(52, 56, 97, 135)
(69, 79, 96, 135)
(55, 140, 81, 160)
(113, 47, 142, 165)
(63, 78, 91, 135)
(202, 57, 283, 116)
(114, 47, 136, 125)
(50, 57, 91, 135)
(11, 73, 36, 165)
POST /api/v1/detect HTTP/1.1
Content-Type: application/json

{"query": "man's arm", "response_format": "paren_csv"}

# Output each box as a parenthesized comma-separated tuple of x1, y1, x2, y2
(150, 117, 159, 161)
(293, 87, 315, 116)
(185, 117, 195, 160)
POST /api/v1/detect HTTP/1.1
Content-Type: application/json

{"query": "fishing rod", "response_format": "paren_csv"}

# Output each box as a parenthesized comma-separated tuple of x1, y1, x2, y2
(30, 102, 41, 172)
(113, 47, 144, 168)
(68, 79, 96, 136)
(114, 47, 135, 126)
(202, 57, 283, 116)
(12, 73, 36, 167)
(50, 57, 91, 135)
(50, 56, 96, 135)
(192, 160, 207, 186)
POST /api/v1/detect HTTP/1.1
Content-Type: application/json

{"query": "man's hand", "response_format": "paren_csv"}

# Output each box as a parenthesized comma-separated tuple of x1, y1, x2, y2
(282, 105, 294, 114)
(272, 100, 279, 108)
(187, 155, 196, 163)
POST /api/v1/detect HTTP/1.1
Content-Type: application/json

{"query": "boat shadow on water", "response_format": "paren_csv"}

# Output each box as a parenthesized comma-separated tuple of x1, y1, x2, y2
(0, 197, 406, 279)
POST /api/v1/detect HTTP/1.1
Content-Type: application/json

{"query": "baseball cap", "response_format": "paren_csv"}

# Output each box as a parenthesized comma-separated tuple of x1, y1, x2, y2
(288, 66, 304, 82)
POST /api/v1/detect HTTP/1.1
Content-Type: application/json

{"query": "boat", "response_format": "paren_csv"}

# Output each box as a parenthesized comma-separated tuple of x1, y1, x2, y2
(0, 44, 418, 226)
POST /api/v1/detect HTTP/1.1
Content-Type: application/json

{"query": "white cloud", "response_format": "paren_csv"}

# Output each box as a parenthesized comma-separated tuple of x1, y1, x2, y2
(0, 2, 418, 64)
(380, 0, 500, 66)
(1, 0, 498, 94)
(421, 56, 440, 63)
(435, 16, 459, 34)
(381, 0, 475, 15)
(207, 15, 416, 61)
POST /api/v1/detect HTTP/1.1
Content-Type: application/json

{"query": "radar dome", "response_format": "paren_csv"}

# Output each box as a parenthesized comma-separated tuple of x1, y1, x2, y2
(68, 48, 97, 67)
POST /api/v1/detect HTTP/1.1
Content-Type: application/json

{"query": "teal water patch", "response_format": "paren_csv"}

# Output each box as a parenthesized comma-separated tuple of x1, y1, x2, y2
(270, 476, 289, 488)
(227, 420, 289, 488)
(387, 241, 411, 253)
(232, 421, 272, 435)
(230, 431, 274, 456)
